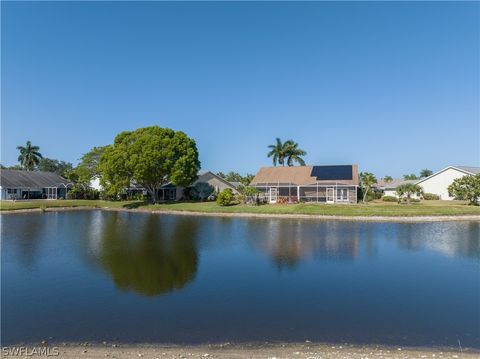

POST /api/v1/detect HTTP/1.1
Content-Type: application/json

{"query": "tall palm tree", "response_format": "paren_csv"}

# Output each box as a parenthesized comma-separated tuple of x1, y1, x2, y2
(267, 138, 287, 166)
(284, 140, 307, 166)
(360, 172, 377, 203)
(16, 141, 43, 170)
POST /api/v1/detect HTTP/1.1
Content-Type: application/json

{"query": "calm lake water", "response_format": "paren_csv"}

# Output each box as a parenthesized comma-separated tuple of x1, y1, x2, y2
(1, 211, 479, 348)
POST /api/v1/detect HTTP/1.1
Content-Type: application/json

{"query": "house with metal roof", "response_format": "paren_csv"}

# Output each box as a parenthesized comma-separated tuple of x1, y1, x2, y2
(250, 165, 359, 204)
(0, 169, 72, 200)
(375, 165, 480, 200)
(414, 165, 480, 200)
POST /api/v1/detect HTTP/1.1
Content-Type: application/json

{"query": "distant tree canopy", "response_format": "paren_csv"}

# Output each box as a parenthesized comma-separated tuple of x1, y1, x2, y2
(267, 138, 307, 166)
(1, 164, 23, 170)
(98, 126, 200, 202)
(420, 169, 433, 178)
(448, 174, 480, 205)
(403, 173, 418, 180)
(37, 158, 73, 177)
(216, 171, 254, 185)
(16, 141, 42, 170)
(383, 175, 393, 182)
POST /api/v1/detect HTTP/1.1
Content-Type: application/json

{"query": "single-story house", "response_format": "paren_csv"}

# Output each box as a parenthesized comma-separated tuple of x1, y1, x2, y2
(91, 171, 238, 201)
(376, 165, 480, 200)
(0, 169, 72, 200)
(250, 165, 359, 204)
(376, 179, 418, 198)
(415, 165, 480, 200)
(157, 171, 239, 201)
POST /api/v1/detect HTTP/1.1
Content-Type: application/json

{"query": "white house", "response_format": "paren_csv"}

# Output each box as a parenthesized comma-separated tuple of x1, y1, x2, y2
(89, 176, 103, 191)
(415, 166, 480, 200)
(377, 165, 480, 200)
(376, 179, 418, 198)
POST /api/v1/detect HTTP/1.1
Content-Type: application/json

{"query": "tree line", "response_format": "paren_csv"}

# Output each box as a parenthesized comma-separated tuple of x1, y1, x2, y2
(4, 132, 478, 205)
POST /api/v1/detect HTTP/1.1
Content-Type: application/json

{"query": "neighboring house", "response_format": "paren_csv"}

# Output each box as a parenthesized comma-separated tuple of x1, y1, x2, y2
(250, 165, 359, 204)
(377, 165, 480, 200)
(89, 176, 103, 191)
(86, 171, 237, 201)
(376, 179, 418, 198)
(0, 169, 72, 200)
(415, 165, 480, 200)
(157, 171, 239, 201)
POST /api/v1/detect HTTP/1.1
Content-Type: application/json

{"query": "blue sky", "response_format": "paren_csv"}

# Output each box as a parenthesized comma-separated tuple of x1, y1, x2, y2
(2, 2, 479, 177)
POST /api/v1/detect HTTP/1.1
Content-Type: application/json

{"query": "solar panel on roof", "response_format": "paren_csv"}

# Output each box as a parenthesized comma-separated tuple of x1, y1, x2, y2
(311, 165, 353, 181)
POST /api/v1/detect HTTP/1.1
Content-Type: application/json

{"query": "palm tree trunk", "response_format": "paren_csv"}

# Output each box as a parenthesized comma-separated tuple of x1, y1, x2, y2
(363, 187, 369, 203)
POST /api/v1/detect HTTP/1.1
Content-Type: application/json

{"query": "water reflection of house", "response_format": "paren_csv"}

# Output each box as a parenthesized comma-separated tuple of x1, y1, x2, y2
(248, 220, 360, 268)
(395, 222, 480, 259)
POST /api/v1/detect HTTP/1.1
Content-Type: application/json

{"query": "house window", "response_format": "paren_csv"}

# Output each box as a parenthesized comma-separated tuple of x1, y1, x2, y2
(336, 188, 349, 202)
(7, 189, 16, 194)
(165, 189, 176, 200)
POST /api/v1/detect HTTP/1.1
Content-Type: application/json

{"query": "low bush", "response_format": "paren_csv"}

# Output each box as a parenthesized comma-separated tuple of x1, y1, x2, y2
(423, 193, 440, 200)
(382, 196, 397, 202)
(216, 188, 234, 206)
(276, 197, 288, 204)
(399, 197, 421, 203)
(67, 185, 100, 200)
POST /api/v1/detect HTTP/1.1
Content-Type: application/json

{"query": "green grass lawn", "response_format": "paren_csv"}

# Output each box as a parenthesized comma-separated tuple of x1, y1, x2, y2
(1, 199, 480, 217)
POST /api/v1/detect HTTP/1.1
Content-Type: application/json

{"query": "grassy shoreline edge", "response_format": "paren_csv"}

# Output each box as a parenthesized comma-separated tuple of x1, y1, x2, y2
(1, 200, 480, 222)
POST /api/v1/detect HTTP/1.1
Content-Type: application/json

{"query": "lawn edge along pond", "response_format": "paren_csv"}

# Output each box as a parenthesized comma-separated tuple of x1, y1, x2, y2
(1, 199, 480, 221)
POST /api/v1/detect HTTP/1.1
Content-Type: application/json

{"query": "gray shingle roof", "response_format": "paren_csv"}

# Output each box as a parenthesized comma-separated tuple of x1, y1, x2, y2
(376, 179, 417, 189)
(0, 170, 72, 188)
(454, 166, 480, 175)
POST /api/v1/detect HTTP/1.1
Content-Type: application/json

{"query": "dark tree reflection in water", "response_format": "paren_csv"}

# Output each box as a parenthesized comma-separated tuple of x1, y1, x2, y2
(95, 213, 199, 296)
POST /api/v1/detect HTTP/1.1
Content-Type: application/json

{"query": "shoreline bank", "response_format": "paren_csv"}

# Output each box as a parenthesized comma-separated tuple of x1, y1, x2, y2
(1, 205, 480, 222)
(2, 343, 477, 358)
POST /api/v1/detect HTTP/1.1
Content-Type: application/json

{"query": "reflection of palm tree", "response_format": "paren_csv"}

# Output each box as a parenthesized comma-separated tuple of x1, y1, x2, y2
(98, 214, 199, 296)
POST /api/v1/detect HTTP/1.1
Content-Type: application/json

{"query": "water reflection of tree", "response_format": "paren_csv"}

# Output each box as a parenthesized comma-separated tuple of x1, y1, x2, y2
(97, 213, 199, 296)
(247, 220, 360, 270)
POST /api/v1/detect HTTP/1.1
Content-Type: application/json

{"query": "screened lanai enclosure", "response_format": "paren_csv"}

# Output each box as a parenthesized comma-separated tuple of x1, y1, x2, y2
(250, 165, 359, 204)
(253, 183, 356, 204)
(0, 170, 72, 200)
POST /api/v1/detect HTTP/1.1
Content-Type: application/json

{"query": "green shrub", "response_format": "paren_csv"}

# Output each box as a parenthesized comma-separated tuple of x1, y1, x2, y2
(216, 188, 234, 206)
(423, 193, 440, 200)
(67, 185, 100, 200)
(399, 197, 421, 203)
(382, 195, 397, 202)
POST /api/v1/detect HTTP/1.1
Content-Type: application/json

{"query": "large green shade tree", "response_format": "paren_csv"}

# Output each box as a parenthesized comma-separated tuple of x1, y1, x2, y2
(98, 126, 200, 202)
(448, 174, 480, 205)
